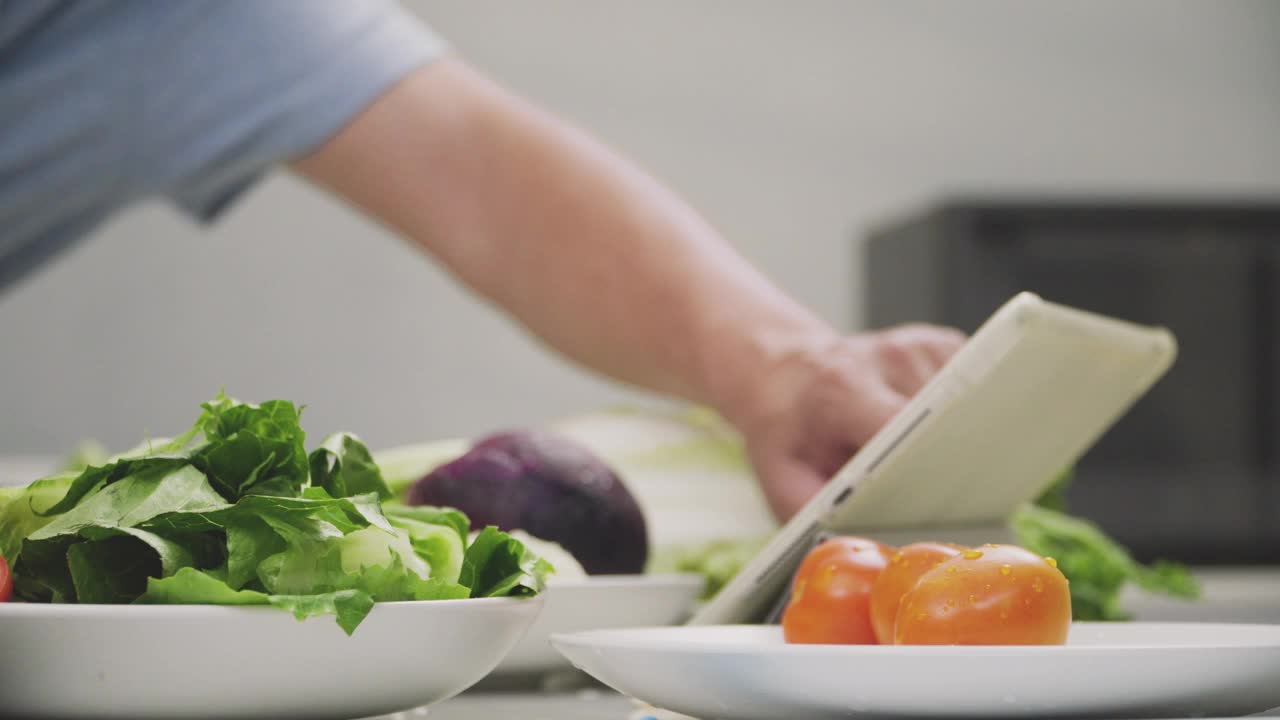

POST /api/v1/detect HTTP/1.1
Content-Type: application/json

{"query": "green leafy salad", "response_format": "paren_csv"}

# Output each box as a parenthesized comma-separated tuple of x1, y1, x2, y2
(0, 392, 549, 635)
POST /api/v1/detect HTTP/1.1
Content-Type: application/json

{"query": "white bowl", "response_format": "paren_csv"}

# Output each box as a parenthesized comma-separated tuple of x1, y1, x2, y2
(0, 596, 544, 720)
(493, 574, 703, 677)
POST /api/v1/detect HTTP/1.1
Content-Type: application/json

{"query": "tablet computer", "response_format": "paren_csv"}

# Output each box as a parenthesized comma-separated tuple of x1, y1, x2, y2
(688, 291, 1177, 626)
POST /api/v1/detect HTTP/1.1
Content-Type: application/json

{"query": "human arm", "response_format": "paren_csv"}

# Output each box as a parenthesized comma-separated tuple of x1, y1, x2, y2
(291, 57, 963, 519)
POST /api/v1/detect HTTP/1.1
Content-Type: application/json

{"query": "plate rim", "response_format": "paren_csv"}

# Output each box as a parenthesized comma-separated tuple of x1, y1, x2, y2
(551, 621, 1280, 655)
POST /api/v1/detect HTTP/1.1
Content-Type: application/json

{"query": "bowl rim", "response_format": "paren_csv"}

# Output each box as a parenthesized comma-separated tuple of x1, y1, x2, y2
(545, 572, 704, 589)
(0, 594, 544, 618)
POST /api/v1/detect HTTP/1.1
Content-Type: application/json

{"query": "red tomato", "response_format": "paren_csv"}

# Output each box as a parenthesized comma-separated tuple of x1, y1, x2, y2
(868, 541, 964, 644)
(895, 544, 1071, 645)
(781, 536, 893, 645)
(0, 554, 12, 603)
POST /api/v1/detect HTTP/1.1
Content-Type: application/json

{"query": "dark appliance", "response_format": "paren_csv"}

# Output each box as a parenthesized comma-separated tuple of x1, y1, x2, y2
(864, 199, 1280, 564)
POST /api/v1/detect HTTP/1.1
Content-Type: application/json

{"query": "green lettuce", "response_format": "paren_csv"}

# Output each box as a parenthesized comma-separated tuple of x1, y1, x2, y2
(1, 392, 548, 635)
(0, 474, 76, 567)
(138, 568, 377, 636)
(309, 432, 393, 501)
(462, 526, 553, 598)
(1011, 502, 1200, 621)
(384, 505, 469, 585)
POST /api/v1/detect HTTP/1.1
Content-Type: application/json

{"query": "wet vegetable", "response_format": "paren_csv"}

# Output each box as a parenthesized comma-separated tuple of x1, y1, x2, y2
(869, 541, 963, 644)
(894, 544, 1072, 645)
(781, 536, 892, 645)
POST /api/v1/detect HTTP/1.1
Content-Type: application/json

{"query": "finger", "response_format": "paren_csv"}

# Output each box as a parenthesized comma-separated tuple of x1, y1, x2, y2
(875, 336, 937, 396)
(764, 384, 908, 521)
(758, 455, 829, 522)
(877, 326, 966, 394)
(841, 382, 909, 444)
(893, 324, 966, 370)
(921, 327, 966, 368)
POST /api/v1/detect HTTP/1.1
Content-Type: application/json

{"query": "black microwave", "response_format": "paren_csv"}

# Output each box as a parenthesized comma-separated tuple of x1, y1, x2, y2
(863, 199, 1280, 565)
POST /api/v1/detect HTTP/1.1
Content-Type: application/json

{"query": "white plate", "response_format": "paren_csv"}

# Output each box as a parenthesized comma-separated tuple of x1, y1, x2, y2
(552, 622, 1280, 719)
(0, 596, 543, 720)
(494, 574, 703, 676)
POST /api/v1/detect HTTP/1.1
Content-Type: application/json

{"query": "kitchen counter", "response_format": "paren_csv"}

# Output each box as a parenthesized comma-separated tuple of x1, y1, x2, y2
(426, 690, 640, 719)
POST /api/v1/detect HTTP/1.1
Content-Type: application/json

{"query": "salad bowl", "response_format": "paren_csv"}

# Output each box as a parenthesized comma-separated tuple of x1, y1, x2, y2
(0, 595, 543, 720)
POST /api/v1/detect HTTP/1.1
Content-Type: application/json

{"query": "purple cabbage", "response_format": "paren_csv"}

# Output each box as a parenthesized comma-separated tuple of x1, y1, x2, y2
(405, 429, 648, 575)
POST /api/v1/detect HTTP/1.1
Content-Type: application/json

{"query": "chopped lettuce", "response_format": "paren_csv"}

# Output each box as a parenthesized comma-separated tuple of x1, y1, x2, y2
(648, 536, 767, 599)
(1011, 503, 1199, 621)
(1009, 465, 1199, 621)
(386, 505, 469, 585)
(461, 526, 553, 598)
(138, 568, 377, 636)
(496, 530, 588, 581)
(1, 392, 548, 635)
(0, 485, 21, 518)
(309, 432, 394, 501)
(0, 473, 75, 568)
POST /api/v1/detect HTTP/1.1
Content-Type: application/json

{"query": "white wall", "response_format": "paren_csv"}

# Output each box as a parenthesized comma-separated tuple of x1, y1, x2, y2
(3, 0, 1279, 455)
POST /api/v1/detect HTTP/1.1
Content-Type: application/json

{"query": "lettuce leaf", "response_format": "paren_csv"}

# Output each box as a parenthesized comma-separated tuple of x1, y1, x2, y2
(66, 529, 195, 604)
(384, 506, 468, 585)
(309, 432, 393, 501)
(1011, 503, 1199, 621)
(30, 465, 230, 542)
(139, 568, 377, 636)
(462, 526, 550, 598)
(383, 504, 469, 544)
(0, 484, 28, 515)
(0, 474, 75, 567)
(191, 394, 310, 500)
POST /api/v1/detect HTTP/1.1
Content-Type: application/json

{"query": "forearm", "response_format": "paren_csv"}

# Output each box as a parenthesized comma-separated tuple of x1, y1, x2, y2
(293, 59, 834, 422)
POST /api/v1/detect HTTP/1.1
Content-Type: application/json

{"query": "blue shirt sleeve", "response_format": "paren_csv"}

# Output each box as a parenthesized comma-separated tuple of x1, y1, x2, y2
(135, 0, 447, 221)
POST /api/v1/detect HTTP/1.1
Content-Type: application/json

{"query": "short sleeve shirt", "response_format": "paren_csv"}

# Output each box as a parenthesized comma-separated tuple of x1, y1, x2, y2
(0, 0, 446, 293)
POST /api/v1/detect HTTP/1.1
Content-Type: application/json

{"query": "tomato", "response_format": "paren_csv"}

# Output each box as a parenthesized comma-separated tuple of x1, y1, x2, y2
(781, 536, 893, 645)
(868, 541, 963, 644)
(894, 544, 1071, 645)
(0, 554, 11, 603)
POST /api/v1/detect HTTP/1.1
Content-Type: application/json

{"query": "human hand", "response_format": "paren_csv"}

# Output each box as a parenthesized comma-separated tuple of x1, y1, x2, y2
(727, 324, 966, 521)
